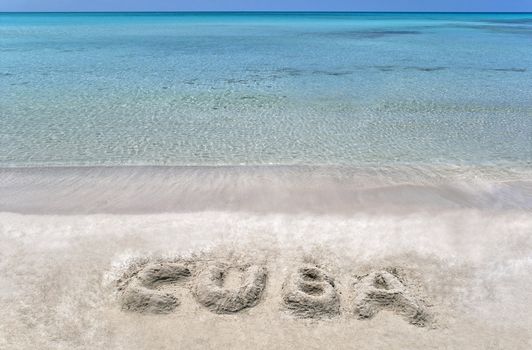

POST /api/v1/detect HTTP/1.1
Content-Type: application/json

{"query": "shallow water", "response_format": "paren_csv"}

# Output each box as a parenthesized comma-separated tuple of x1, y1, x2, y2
(1, 12, 531, 167)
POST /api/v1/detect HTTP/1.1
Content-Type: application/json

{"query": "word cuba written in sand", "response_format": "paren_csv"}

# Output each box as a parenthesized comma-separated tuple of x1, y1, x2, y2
(117, 258, 431, 327)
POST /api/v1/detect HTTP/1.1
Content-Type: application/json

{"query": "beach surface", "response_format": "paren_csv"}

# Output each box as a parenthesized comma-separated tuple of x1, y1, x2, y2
(1, 166, 531, 349)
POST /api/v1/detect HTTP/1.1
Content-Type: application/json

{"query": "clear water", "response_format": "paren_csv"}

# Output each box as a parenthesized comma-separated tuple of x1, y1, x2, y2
(1, 12, 531, 167)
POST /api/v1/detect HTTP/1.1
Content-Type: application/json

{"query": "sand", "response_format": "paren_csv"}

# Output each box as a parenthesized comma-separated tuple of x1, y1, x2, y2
(282, 264, 341, 318)
(1, 208, 531, 349)
(0, 166, 531, 349)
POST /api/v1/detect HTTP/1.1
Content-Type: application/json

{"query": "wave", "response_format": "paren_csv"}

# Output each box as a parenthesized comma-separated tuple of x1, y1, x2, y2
(1, 164, 530, 214)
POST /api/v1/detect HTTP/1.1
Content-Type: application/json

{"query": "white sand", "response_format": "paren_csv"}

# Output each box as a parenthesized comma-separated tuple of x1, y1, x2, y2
(1, 209, 531, 349)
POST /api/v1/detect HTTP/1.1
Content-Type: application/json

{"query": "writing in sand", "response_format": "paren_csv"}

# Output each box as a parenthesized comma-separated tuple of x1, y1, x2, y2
(117, 256, 432, 327)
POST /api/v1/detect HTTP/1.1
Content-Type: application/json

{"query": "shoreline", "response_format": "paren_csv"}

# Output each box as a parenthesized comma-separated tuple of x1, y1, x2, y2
(1, 164, 531, 215)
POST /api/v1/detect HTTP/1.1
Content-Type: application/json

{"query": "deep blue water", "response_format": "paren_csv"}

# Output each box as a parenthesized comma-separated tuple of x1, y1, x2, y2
(1, 12, 531, 167)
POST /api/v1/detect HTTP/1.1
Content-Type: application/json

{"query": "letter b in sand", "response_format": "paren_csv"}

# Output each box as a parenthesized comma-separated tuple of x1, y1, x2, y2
(282, 265, 340, 318)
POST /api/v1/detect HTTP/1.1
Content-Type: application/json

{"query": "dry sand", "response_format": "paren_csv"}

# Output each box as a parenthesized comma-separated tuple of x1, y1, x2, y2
(1, 208, 531, 349)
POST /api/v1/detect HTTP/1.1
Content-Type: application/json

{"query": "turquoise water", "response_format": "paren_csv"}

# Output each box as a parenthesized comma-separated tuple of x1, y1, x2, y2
(1, 12, 531, 167)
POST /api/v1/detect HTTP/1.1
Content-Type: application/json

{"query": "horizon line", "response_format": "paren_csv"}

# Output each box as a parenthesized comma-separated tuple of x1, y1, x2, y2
(1, 10, 532, 14)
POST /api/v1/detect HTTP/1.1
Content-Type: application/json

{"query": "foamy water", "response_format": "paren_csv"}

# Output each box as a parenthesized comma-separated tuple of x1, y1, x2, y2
(1, 165, 531, 214)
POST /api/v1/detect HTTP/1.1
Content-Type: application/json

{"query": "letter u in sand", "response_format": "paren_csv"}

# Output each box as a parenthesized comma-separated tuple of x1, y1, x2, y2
(194, 263, 268, 314)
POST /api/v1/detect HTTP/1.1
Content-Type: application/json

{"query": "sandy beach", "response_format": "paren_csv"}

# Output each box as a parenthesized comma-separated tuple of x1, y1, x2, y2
(1, 167, 531, 349)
